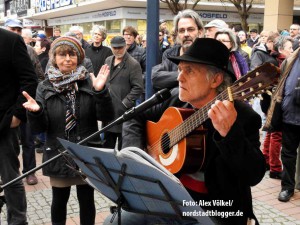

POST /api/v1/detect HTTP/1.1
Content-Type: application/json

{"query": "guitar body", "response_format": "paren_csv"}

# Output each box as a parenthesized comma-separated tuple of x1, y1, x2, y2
(146, 107, 206, 174)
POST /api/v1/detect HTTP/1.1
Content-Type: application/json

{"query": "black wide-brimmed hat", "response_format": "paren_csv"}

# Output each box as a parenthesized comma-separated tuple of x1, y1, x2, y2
(168, 38, 234, 80)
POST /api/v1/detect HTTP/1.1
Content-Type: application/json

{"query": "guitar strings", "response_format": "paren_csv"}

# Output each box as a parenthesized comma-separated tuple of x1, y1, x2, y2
(148, 83, 249, 154)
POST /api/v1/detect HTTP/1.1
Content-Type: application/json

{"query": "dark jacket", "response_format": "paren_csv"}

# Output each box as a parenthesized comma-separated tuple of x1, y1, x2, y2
(81, 38, 90, 50)
(85, 43, 112, 75)
(264, 47, 300, 131)
(27, 44, 45, 82)
(38, 52, 49, 73)
(104, 52, 143, 133)
(28, 78, 114, 178)
(151, 44, 181, 91)
(247, 37, 259, 48)
(122, 87, 265, 224)
(0, 29, 37, 134)
(250, 44, 279, 70)
(127, 42, 146, 74)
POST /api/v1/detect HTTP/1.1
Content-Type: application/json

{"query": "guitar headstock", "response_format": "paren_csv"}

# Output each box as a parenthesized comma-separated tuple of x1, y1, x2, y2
(230, 62, 280, 101)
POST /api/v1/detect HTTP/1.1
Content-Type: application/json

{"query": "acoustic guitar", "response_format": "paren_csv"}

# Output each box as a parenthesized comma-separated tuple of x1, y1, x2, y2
(146, 62, 280, 174)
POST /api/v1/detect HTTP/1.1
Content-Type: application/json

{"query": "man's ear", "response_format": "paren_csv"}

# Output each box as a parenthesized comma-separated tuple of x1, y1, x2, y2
(211, 72, 223, 88)
(198, 28, 205, 38)
(41, 47, 46, 52)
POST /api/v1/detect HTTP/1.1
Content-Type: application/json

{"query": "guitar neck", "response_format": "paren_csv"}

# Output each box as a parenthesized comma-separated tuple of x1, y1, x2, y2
(169, 90, 230, 147)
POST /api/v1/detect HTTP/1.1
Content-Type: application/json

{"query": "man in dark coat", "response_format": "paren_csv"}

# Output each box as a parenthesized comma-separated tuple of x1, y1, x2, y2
(0, 28, 38, 225)
(103, 38, 265, 225)
(5, 18, 43, 185)
(151, 9, 204, 91)
(103, 36, 143, 150)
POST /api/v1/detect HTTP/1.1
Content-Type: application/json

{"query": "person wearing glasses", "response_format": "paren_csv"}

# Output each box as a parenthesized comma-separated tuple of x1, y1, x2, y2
(289, 24, 300, 50)
(122, 26, 146, 102)
(152, 9, 204, 91)
(22, 36, 114, 225)
(215, 28, 249, 81)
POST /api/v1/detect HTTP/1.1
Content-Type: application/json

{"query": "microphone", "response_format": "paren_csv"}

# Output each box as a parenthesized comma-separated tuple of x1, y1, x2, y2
(78, 88, 170, 145)
(122, 88, 171, 121)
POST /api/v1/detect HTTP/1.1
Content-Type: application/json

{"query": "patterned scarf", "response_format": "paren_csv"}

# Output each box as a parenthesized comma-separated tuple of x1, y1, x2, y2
(65, 90, 76, 139)
(48, 65, 88, 93)
(229, 53, 242, 80)
(48, 65, 88, 138)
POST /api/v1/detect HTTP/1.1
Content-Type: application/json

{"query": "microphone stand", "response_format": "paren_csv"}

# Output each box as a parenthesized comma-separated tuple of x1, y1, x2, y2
(0, 113, 127, 194)
(0, 88, 171, 194)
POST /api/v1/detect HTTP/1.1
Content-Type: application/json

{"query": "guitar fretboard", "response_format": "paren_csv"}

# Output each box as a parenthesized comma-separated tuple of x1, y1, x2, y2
(169, 90, 230, 147)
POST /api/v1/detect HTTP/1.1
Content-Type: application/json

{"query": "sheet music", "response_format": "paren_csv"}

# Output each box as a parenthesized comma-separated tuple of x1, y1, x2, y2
(58, 138, 214, 224)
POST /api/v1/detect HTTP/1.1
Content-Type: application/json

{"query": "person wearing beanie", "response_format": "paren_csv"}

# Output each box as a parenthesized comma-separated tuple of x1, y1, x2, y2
(22, 36, 114, 225)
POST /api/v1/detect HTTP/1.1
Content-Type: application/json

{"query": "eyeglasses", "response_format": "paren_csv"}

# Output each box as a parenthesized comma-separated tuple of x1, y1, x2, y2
(290, 28, 298, 30)
(216, 39, 231, 43)
(124, 33, 133, 37)
(56, 53, 77, 59)
(178, 27, 197, 34)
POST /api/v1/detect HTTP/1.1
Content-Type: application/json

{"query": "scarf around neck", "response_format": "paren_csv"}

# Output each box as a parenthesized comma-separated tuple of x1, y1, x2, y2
(48, 65, 88, 93)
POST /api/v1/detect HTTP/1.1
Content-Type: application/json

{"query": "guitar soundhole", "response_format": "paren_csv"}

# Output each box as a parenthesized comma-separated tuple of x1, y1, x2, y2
(161, 133, 170, 154)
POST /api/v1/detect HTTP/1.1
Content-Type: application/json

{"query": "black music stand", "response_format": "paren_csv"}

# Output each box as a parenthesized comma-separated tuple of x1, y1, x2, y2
(58, 138, 214, 225)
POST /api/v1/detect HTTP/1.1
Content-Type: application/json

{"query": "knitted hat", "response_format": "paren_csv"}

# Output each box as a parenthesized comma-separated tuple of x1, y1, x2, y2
(51, 36, 85, 64)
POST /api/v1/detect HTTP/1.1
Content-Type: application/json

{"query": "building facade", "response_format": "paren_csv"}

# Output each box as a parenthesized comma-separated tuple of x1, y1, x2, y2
(1, 0, 300, 42)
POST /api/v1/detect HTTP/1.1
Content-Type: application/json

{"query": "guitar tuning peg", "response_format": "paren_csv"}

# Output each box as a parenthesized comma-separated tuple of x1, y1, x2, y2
(258, 95, 263, 100)
(247, 77, 251, 81)
(258, 83, 263, 87)
(256, 72, 260, 76)
(261, 89, 265, 93)
(238, 82, 243, 87)
(249, 98, 254, 105)
(266, 90, 272, 96)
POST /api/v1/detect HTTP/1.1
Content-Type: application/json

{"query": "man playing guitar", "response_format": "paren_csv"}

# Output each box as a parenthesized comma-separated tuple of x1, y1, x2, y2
(104, 38, 267, 225)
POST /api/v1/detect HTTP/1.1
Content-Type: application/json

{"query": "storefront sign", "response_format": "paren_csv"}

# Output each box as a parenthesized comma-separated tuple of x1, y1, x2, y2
(38, 0, 73, 13)
(47, 7, 263, 26)
(23, 18, 43, 27)
(48, 8, 122, 26)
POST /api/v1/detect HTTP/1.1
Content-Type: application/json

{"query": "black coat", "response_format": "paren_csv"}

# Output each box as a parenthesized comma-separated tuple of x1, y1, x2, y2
(28, 78, 114, 178)
(0, 29, 37, 134)
(122, 87, 265, 224)
(104, 52, 143, 133)
(151, 44, 180, 91)
(85, 43, 112, 75)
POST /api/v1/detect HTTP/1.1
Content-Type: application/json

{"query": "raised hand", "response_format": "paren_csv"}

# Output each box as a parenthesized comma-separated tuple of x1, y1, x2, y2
(207, 100, 237, 137)
(90, 64, 110, 91)
(22, 91, 41, 112)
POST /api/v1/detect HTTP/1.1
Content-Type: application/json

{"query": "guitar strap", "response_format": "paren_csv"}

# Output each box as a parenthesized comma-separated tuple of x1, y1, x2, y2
(180, 171, 208, 194)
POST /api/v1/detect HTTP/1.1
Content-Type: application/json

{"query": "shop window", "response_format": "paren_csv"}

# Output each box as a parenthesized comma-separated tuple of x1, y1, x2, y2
(106, 20, 122, 34)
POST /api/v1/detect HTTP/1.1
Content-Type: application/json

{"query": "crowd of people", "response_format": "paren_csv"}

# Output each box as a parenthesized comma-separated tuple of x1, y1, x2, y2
(1, 9, 300, 225)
